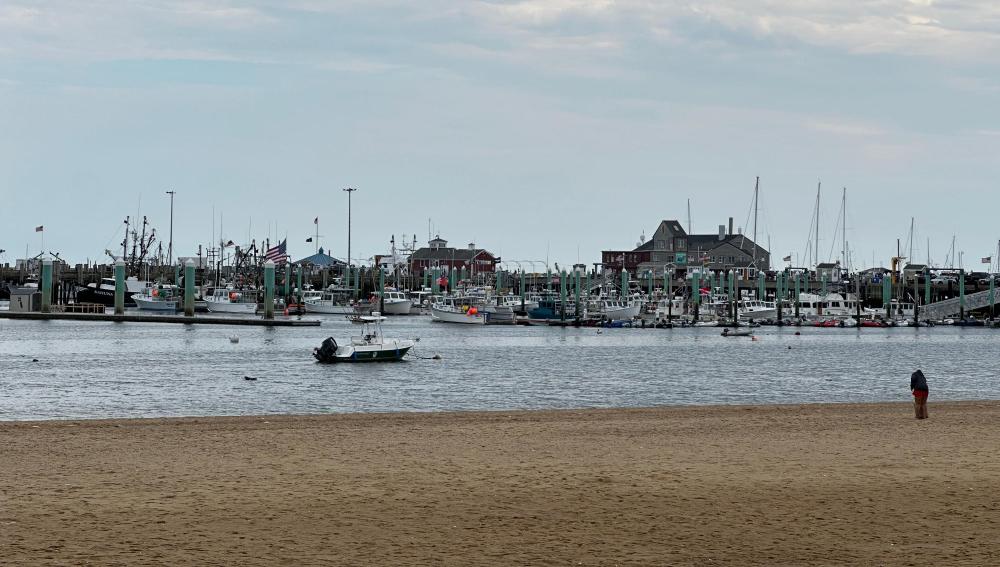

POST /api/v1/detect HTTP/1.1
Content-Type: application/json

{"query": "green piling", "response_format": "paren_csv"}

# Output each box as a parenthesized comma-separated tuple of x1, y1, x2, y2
(284, 263, 291, 300)
(184, 259, 195, 317)
(559, 270, 567, 321)
(959, 269, 966, 319)
(990, 275, 996, 320)
(620, 268, 628, 299)
(758, 271, 765, 300)
(378, 268, 385, 313)
(40, 259, 52, 313)
(263, 260, 275, 320)
(925, 271, 931, 307)
(114, 260, 126, 315)
(574, 270, 582, 319)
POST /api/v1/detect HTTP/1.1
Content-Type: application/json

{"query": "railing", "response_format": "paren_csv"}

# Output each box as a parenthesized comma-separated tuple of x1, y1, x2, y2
(921, 290, 996, 319)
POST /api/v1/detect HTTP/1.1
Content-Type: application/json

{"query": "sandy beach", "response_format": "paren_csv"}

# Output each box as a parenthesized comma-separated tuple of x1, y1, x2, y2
(3, 402, 1000, 566)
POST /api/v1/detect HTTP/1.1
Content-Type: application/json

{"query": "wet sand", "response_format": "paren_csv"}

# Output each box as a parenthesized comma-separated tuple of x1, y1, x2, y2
(3, 402, 1000, 566)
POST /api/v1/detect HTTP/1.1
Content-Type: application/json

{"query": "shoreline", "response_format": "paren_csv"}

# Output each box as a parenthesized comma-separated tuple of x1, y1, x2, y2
(5, 401, 1000, 565)
(2, 397, 993, 425)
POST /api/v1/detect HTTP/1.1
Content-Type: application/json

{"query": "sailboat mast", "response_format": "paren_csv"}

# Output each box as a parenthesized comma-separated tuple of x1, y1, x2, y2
(908, 217, 914, 265)
(841, 187, 847, 272)
(752, 177, 759, 268)
(814, 181, 821, 269)
(687, 199, 692, 234)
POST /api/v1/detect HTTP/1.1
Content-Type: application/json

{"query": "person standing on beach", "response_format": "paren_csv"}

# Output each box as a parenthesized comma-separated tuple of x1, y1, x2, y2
(911, 369, 929, 419)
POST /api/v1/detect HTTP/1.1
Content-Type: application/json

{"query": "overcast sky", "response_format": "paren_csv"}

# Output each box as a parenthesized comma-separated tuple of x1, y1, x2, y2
(2, 1, 999, 270)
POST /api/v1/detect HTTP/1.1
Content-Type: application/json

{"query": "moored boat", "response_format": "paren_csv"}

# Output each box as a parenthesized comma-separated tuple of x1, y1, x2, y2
(313, 314, 415, 362)
(132, 284, 180, 311)
(204, 287, 258, 314)
(431, 296, 487, 324)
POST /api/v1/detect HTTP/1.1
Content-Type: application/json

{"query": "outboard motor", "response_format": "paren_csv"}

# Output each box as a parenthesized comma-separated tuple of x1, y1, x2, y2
(314, 337, 339, 363)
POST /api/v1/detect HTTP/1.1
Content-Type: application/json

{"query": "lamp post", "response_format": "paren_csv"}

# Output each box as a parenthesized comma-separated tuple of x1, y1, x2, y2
(343, 187, 357, 276)
(166, 190, 176, 267)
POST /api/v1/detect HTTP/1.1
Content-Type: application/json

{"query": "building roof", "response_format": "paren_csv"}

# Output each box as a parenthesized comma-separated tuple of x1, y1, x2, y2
(816, 262, 840, 269)
(686, 234, 769, 259)
(295, 248, 344, 267)
(411, 247, 494, 261)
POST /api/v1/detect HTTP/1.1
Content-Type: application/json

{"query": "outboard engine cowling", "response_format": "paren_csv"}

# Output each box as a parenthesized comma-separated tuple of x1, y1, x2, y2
(314, 337, 339, 363)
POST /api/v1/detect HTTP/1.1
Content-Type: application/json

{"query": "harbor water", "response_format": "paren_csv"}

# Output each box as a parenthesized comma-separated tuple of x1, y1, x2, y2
(1, 316, 998, 421)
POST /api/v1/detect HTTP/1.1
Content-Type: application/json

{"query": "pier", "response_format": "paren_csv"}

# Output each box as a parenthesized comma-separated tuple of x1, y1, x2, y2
(0, 311, 322, 327)
(0, 311, 321, 326)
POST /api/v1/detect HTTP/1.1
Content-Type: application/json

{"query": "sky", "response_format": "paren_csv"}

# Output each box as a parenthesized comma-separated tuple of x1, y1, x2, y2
(1, 1, 999, 271)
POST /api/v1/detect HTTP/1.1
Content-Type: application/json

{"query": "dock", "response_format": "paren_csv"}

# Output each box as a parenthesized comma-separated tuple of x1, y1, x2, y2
(0, 311, 321, 326)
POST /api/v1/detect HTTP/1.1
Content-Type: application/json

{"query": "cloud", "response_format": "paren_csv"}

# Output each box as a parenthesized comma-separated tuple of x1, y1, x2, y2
(807, 120, 886, 137)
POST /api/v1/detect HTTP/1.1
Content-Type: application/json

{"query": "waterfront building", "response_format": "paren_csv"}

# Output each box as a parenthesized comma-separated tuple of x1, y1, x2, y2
(602, 218, 770, 279)
(408, 236, 499, 277)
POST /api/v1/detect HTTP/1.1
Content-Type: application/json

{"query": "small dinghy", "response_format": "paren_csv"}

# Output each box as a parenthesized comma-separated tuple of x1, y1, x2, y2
(721, 328, 753, 337)
(313, 313, 416, 363)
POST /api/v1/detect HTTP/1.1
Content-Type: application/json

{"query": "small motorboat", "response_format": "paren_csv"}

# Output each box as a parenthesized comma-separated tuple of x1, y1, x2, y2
(721, 328, 753, 337)
(314, 313, 416, 363)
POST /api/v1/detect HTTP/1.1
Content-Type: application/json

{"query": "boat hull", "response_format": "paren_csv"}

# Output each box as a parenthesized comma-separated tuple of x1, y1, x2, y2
(75, 287, 137, 307)
(381, 299, 412, 315)
(133, 297, 179, 311)
(314, 338, 415, 363)
(430, 306, 487, 324)
(205, 300, 258, 314)
(599, 305, 642, 321)
(305, 301, 371, 315)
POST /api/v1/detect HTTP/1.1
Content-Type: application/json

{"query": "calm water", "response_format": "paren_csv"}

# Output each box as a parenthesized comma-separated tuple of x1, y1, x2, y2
(1, 315, 998, 420)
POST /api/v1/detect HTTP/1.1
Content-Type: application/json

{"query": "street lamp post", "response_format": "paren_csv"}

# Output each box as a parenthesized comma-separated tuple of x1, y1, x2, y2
(166, 190, 176, 266)
(343, 187, 357, 275)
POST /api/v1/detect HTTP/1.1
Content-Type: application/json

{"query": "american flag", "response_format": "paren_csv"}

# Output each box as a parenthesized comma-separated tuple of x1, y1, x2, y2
(265, 239, 288, 265)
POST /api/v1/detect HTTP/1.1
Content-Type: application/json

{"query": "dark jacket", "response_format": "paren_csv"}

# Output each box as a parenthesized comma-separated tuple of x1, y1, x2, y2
(910, 370, 929, 392)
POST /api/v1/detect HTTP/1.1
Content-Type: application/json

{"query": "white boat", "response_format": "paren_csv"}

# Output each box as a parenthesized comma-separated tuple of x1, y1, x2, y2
(738, 299, 778, 321)
(378, 290, 412, 315)
(204, 288, 258, 314)
(594, 298, 641, 321)
(313, 313, 416, 363)
(305, 290, 372, 315)
(795, 292, 860, 318)
(133, 285, 180, 311)
(654, 297, 687, 323)
(431, 296, 487, 324)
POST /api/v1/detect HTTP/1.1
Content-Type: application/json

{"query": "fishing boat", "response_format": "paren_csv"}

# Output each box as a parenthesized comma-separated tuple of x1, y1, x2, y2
(75, 277, 150, 307)
(431, 296, 487, 324)
(313, 314, 415, 363)
(305, 289, 371, 315)
(593, 297, 641, 321)
(378, 290, 412, 315)
(737, 298, 778, 321)
(132, 284, 180, 311)
(204, 287, 258, 314)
